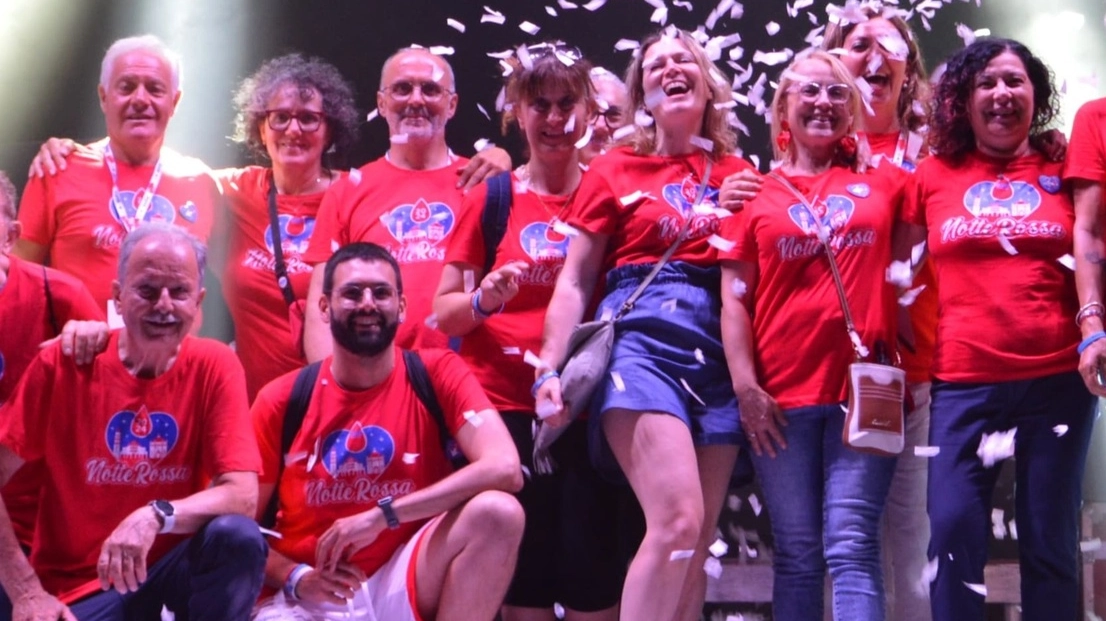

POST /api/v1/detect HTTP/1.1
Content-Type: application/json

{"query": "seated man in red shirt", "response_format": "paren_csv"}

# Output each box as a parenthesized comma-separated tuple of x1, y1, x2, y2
(251, 242, 523, 620)
(0, 222, 264, 621)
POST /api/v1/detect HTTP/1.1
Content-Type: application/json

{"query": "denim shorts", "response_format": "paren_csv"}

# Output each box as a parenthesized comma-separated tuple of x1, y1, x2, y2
(587, 261, 741, 475)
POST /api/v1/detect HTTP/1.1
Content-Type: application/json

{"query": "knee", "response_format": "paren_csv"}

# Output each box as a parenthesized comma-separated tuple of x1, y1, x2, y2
(459, 491, 525, 547)
(648, 502, 703, 551)
(196, 514, 268, 570)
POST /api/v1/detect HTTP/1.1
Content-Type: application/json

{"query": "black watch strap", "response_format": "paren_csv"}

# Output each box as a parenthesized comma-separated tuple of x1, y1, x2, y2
(377, 496, 401, 530)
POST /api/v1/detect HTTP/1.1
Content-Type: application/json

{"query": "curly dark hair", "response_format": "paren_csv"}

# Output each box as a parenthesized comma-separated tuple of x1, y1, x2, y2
(232, 53, 360, 162)
(929, 38, 1058, 161)
(0, 170, 16, 222)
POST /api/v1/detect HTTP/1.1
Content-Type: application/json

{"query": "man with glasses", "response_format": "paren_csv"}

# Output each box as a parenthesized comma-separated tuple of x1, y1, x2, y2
(302, 47, 510, 360)
(14, 35, 220, 317)
(581, 67, 631, 165)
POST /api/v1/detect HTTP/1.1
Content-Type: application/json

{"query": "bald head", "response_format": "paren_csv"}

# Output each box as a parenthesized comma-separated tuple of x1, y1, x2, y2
(380, 47, 456, 92)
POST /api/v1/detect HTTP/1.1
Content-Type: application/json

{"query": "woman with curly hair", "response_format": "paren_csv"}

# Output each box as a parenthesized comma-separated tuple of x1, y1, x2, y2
(904, 38, 1094, 620)
(534, 28, 761, 621)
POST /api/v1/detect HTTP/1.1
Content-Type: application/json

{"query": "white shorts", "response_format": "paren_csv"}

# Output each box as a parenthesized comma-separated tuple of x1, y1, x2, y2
(253, 517, 439, 621)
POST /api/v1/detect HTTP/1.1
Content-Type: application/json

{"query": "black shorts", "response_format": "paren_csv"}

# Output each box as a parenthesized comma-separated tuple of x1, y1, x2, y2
(501, 412, 645, 611)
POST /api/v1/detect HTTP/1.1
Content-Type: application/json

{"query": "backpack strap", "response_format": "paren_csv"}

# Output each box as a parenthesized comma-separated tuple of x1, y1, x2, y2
(480, 172, 513, 277)
(403, 350, 468, 469)
(260, 361, 322, 529)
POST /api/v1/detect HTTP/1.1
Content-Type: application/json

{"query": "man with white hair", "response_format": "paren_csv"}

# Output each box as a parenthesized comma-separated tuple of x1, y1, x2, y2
(15, 34, 219, 316)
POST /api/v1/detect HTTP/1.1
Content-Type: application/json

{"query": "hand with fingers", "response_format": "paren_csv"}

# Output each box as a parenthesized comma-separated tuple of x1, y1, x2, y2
(476, 260, 529, 313)
(315, 509, 387, 575)
(456, 146, 512, 191)
(736, 385, 788, 458)
(12, 588, 77, 621)
(41, 320, 110, 365)
(718, 169, 764, 213)
(534, 373, 569, 428)
(1079, 338, 1106, 397)
(27, 138, 80, 178)
(96, 506, 160, 593)
(294, 562, 368, 606)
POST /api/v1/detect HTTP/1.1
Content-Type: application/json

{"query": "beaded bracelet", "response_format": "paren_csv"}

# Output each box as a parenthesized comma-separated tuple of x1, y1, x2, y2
(1075, 302, 1105, 327)
(531, 370, 560, 398)
(1078, 331, 1106, 355)
(283, 563, 312, 600)
(471, 290, 505, 321)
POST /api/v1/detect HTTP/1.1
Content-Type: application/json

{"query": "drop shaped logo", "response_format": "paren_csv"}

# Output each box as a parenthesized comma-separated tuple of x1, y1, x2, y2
(320, 423, 395, 480)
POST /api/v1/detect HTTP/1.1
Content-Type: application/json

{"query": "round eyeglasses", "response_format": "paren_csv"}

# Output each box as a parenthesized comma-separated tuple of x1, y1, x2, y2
(265, 109, 325, 132)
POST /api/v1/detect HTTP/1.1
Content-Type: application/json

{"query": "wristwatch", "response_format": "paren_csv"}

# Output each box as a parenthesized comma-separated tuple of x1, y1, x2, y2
(377, 496, 401, 530)
(148, 499, 176, 534)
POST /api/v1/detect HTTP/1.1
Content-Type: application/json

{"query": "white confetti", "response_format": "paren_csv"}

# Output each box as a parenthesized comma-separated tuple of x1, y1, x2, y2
(661, 298, 678, 312)
(348, 168, 362, 186)
(694, 348, 706, 364)
(473, 138, 492, 153)
(390, 133, 409, 145)
(886, 260, 912, 288)
(1058, 254, 1076, 270)
(612, 125, 638, 141)
(447, 18, 466, 32)
(1009, 519, 1018, 540)
(463, 270, 476, 293)
(600, 307, 614, 321)
(402, 453, 419, 464)
(614, 38, 640, 52)
(564, 114, 576, 134)
(552, 219, 580, 237)
(463, 410, 485, 427)
(680, 378, 706, 406)
(619, 190, 653, 206)
(521, 464, 531, 478)
(964, 582, 987, 597)
(365, 108, 379, 122)
(753, 49, 794, 67)
(991, 508, 1007, 540)
(330, 239, 340, 252)
(917, 557, 939, 596)
(536, 401, 559, 419)
(1053, 424, 1069, 437)
(730, 278, 747, 298)
(669, 549, 695, 561)
(898, 284, 927, 307)
(708, 234, 735, 252)
(977, 428, 1017, 468)
(997, 233, 1018, 255)
(582, 0, 606, 9)
(573, 125, 594, 149)
(477, 103, 491, 120)
(481, 6, 506, 24)
(611, 371, 626, 392)
(690, 135, 714, 152)
(424, 313, 439, 330)
(633, 108, 654, 127)
(258, 526, 282, 539)
(1081, 538, 1102, 552)
(911, 241, 927, 266)
(502, 346, 521, 355)
(558, 0, 579, 7)
(704, 557, 723, 579)
(523, 350, 546, 369)
(545, 5, 558, 16)
(914, 445, 940, 457)
(644, 88, 666, 111)
(650, 5, 668, 24)
(429, 45, 455, 56)
(709, 538, 729, 557)
(284, 451, 308, 466)
(848, 330, 870, 359)
(766, 21, 780, 35)
(748, 493, 762, 516)
(519, 20, 541, 34)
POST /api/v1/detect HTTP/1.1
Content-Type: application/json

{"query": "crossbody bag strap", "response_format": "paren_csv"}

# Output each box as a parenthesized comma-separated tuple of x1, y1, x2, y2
(767, 171, 866, 361)
(267, 171, 296, 307)
(613, 158, 714, 321)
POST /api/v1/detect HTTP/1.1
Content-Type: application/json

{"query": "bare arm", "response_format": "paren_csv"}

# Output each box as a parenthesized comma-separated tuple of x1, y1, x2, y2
(433, 260, 529, 336)
(1073, 179, 1106, 396)
(314, 408, 521, 571)
(719, 261, 786, 457)
(455, 147, 512, 191)
(303, 267, 333, 363)
(12, 239, 48, 264)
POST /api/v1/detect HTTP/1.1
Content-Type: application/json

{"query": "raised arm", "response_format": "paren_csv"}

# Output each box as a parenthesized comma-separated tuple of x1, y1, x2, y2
(433, 260, 529, 336)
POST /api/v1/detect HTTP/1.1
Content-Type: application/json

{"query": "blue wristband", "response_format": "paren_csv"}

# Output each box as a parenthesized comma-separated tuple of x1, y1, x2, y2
(283, 563, 312, 600)
(471, 290, 504, 320)
(531, 370, 560, 398)
(1078, 331, 1106, 354)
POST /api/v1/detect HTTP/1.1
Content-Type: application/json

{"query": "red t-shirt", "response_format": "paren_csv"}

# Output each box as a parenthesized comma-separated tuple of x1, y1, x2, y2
(1064, 97, 1106, 184)
(252, 348, 492, 576)
(0, 332, 259, 596)
(445, 177, 569, 414)
(304, 157, 474, 350)
(17, 139, 219, 310)
(220, 166, 343, 401)
(0, 256, 102, 546)
(569, 147, 755, 269)
(904, 152, 1078, 382)
(720, 165, 906, 409)
(866, 132, 938, 384)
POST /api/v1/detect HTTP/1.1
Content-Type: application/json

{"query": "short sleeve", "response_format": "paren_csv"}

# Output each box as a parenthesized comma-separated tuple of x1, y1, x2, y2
(443, 182, 489, 271)
(902, 165, 928, 227)
(717, 209, 757, 263)
(17, 175, 56, 248)
(567, 164, 620, 236)
(250, 371, 297, 485)
(0, 349, 57, 461)
(201, 344, 262, 476)
(303, 178, 352, 265)
(1064, 100, 1105, 183)
(422, 349, 495, 436)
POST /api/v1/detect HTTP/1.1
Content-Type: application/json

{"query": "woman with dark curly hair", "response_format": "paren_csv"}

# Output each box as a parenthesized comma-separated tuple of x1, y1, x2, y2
(904, 38, 1094, 620)
(222, 53, 359, 399)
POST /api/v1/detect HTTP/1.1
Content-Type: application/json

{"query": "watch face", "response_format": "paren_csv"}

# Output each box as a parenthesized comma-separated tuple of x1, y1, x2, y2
(153, 500, 174, 516)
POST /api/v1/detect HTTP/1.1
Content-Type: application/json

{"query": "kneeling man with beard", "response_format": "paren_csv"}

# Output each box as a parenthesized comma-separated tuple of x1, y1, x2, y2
(251, 242, 524, 621)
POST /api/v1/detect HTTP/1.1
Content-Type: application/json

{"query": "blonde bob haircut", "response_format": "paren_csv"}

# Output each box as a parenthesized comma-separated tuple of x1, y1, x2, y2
(770, 48, 866, 164)
(621, 28, 737, 160)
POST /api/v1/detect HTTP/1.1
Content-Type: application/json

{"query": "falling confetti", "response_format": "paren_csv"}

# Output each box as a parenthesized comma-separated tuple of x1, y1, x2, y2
(977, 428, 1016, 467)
(447, 18, 466, 32)
(704, 557, 723, 579)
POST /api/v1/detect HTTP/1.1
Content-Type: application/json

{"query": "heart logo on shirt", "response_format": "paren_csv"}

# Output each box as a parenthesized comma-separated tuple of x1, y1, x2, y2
(962, 176, 1042, 219)
(786, 195, 856, 235)
(320, 422, 395, 481)
(1038, 175, 1061, 195)
(265, 215, 317, 255)
(380, 199, 455, 246)
(519, 222, 570, 262)
(107, 191, 177, 225)
(661, 173, 721, 217)
(105, 406, 180, 466)
(846, 183, 870, 198)
(178, 201, 198, 223)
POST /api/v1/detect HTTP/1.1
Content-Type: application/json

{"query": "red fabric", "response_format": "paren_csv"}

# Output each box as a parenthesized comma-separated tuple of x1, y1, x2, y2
(1064, 97, 1106, 184)
(865, 132, 938, 384)
(444, 176, 569, 414)
(0, 256, 102, 546)
(0, 332, 259, 596)
(252, 348, 492, 575)
(568, 147, 755, 269)
(904, 152, 1078, 382)
(220, 166, 342, 401)
(17, 139, 218, 310)
(719, 165, 906, 409)
(304, 157, 474, 350)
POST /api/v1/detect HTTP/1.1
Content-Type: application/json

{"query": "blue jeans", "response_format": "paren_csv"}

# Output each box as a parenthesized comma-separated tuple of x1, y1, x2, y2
(0, 514, 266, 621)
(927, 371, 1095, 621)
(749, 404, 897, 621)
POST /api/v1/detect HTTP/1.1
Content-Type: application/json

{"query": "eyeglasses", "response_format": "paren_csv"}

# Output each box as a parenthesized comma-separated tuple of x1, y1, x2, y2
(793, 82, 851, 105)
(265, 109, 325, 132)
(380, 80, 453, 102)
(589, 107, 625, 126)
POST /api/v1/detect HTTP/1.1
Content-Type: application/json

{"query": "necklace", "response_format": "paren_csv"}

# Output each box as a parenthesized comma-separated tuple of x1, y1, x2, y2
(516, 164, 579, 221)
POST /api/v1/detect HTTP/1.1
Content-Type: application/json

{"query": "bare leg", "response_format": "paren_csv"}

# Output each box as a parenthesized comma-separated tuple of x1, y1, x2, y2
(502, 607, 557, 621)
(415, 491, 526, 620)
(603, 409, 705, 621)
(674, 445, 739, 621)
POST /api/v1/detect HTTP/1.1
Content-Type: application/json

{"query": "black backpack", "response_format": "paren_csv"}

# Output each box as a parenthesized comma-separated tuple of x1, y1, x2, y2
(259, 350, 466, 528)
(480, 171, 513, 276)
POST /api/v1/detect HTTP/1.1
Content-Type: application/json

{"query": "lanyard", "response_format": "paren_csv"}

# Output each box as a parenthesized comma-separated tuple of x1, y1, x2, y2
(858, 131, 920, 168)
(103, 144, 164, 233)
